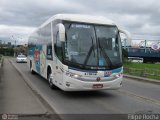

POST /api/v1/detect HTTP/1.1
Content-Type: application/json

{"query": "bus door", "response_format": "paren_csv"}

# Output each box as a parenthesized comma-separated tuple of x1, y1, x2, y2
(53, 30, 64, 86)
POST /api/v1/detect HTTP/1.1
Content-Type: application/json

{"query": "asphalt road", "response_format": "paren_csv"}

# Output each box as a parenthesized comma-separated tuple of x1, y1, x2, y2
(0, 59, 60, 120)
(1, 58, 160, 120)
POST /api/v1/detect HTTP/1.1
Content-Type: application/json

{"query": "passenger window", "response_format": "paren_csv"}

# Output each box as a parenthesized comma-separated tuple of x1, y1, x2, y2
(47, 44, 53, 60)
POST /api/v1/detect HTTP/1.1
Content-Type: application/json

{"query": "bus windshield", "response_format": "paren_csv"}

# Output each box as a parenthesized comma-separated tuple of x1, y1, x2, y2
(63, 22, 122, 70)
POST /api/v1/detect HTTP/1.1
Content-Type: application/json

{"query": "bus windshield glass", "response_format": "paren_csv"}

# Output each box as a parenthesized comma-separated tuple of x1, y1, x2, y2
(63, 22, 122, 70)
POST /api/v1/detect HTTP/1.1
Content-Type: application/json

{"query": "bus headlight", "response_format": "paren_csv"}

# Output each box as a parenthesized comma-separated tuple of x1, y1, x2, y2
(65, 71, 82, 79)
(73, 74, 80, 78)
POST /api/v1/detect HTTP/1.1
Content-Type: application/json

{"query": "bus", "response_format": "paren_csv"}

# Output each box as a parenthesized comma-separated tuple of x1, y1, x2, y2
(128, 57, 143, 63)
(28, 14, 130, 91)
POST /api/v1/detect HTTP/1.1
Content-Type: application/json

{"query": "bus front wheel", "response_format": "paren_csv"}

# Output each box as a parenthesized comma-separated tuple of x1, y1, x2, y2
(47, 70, 57, 89)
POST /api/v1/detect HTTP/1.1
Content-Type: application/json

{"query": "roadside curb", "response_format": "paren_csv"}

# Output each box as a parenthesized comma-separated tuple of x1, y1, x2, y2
(0, 57, 3, 68)
(9, 59, 60, 120)
(0, 63, 1, 81)
(0, 58, 3, 81)
(124, 74, 160, 85)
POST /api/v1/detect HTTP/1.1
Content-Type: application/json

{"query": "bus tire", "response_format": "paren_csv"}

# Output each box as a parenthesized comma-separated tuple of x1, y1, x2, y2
(30, 61, 35, 74)
(47, 68, 57, 89)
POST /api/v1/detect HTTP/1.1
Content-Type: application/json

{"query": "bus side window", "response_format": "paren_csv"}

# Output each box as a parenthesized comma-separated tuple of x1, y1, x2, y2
(47, 44, 53, 60)
(55, 32, 63, 61)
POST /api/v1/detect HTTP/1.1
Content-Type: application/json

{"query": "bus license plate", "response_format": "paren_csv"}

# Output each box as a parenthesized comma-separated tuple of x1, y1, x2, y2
(93, 84, 103, 88)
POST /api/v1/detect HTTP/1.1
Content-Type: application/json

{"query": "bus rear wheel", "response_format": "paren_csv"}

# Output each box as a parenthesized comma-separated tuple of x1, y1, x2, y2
(30, 61, 35, 74)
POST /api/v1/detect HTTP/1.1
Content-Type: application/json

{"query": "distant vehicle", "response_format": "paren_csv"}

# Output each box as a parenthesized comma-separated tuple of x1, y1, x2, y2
(28, 14, 131, 91)
(16, 55, 27, 63)
(128, 57, 143, 63)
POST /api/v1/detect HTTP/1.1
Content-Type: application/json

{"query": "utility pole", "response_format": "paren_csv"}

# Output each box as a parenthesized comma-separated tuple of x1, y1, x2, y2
(144, 40, 147, 53)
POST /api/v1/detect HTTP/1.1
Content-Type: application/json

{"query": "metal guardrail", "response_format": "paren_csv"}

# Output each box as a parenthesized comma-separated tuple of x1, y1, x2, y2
(124, 67, 160, 80)
(128, 47, 160, 57)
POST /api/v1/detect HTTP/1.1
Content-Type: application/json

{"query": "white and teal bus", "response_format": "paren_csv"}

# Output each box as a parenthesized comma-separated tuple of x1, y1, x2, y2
(28, 14, 130, 91)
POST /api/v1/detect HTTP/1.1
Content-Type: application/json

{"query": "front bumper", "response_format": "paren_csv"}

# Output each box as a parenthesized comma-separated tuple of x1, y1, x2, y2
(16, 59, 27, 63)
(61, 76, 123, 91)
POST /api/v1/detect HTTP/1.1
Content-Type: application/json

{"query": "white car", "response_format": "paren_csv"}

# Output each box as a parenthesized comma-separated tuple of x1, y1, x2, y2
(16, 55, 27, 63)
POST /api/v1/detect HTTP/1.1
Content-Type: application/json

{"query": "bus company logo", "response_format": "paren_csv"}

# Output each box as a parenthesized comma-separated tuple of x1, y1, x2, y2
(34, 50, 40, 61)
(96, 77, 101, 81)
(2, 113, 8, 120)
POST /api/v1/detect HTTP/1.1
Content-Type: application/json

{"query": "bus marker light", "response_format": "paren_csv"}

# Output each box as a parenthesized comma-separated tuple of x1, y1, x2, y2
(66, 82, 70, 87)
(115, 73, 123, 78)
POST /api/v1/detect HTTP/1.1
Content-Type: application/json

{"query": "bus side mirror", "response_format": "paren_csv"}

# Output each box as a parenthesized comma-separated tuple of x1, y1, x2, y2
(119, 29, 132, 45)
(57, 23, 65, 42)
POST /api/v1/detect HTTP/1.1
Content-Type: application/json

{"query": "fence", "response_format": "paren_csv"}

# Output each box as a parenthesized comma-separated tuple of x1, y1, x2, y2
(124, 67, 160, 80)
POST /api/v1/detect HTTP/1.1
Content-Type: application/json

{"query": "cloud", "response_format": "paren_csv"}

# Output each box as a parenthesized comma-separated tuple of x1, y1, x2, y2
(0, 25, 35, 44)
(0, 0, 160, 44)
(0, 0, 86, 26)
(69, 0, 160, 36)
(0, 25, 35, 36)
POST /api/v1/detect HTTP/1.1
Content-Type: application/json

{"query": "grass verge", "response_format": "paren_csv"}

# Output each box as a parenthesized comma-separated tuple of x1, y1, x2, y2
(124, 62, 160, 80)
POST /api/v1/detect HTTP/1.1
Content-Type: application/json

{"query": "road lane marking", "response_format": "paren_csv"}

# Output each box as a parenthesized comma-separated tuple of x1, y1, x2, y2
(118, 89, 160, 106)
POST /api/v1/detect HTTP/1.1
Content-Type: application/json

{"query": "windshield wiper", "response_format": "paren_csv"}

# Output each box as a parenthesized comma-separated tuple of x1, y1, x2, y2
(98, 38, 113, 69)
(83, 36, 96, 67)
(83, 44, 94, 67)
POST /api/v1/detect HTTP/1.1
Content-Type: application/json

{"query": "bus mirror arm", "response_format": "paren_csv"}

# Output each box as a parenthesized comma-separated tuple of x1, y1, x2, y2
(119, 29, 132, 45)
(57, 23, 66, 42)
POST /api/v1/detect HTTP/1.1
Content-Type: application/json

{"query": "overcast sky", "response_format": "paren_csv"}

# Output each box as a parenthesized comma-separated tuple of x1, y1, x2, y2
(0, 0, 160, 44)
